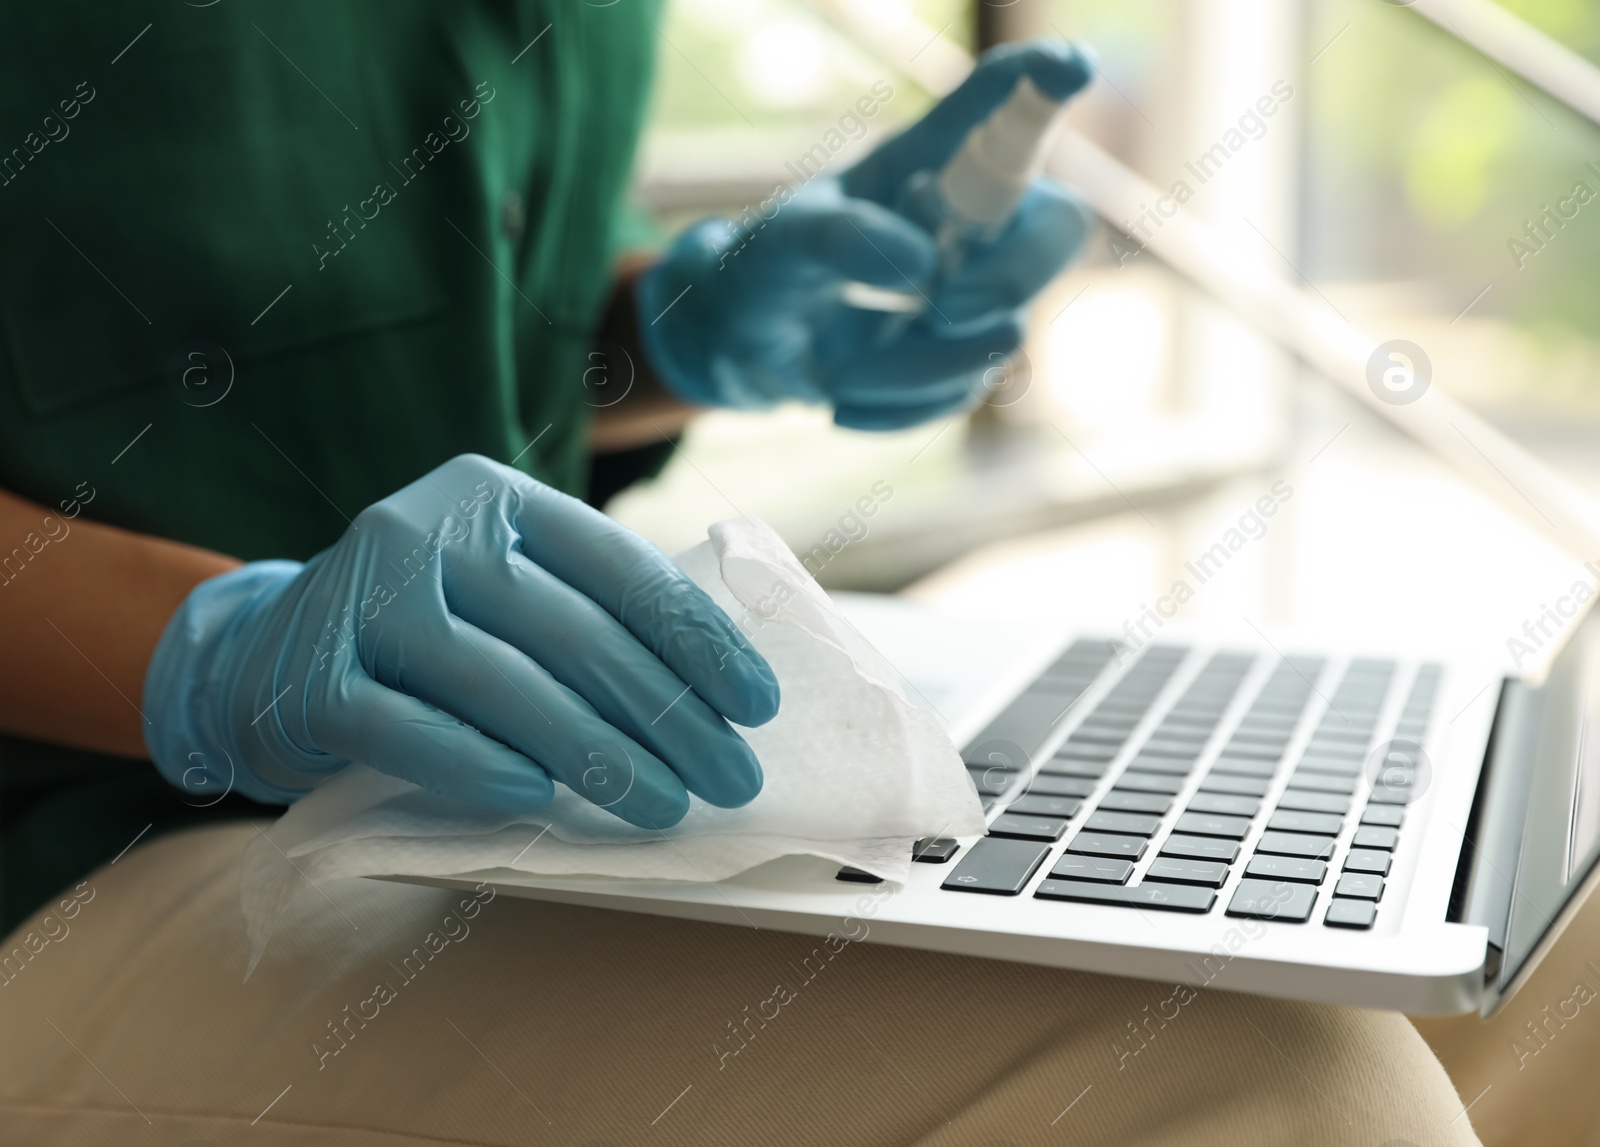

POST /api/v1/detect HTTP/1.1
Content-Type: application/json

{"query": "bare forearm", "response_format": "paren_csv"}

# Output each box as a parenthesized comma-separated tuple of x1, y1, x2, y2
(0, 486, 240, 758)
(589, 257, 704, 453)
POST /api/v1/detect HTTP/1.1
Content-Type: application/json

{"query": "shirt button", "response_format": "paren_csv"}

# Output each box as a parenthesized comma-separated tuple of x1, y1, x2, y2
(500, 190, 525, 241)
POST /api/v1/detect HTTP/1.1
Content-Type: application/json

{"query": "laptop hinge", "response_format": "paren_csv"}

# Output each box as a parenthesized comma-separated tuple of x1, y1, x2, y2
(1451, 677, 1538, 968)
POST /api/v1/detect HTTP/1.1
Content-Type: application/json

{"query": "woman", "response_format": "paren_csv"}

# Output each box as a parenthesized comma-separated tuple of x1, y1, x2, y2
(0, 4, 1545, 1143)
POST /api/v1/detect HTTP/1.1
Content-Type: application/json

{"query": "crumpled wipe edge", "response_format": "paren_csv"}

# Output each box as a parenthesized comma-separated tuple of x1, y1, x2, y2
(238, 766, 917, 978)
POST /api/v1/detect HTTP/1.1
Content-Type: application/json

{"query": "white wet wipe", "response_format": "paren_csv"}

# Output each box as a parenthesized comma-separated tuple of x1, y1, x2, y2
(239, 517, 984, 974)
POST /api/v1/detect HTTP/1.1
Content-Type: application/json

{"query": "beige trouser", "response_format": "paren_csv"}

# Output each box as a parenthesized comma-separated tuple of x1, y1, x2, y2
(0, 823, 1561, 1147)
(1414, 876, 1600, 1147)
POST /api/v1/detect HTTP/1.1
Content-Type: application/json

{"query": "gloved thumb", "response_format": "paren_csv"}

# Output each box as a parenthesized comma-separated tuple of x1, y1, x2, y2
(842, 39, 1094, 208)
(770, 193, 937, 289)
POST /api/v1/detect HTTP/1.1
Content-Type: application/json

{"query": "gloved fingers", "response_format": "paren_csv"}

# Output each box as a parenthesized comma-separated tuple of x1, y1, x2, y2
(834, 389, 980, 431)
(445, 550, 764, 808)
(768, 195, 937, 290)
(933, 181, 1093, 323)
(842, 40, 1094, 206)
(513, 483, 780, 729)
(827, 311, 1025, 398)
(313, 672, 556, 814)
(377, 611, 695, 829)
(830, 371, 977, 418)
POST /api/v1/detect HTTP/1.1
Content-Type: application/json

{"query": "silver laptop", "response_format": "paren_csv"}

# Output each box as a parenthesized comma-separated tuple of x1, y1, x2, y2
(434, 593, 1600, 1017)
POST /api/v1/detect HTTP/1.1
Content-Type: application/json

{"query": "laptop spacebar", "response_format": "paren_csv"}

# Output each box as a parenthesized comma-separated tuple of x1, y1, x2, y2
(1035, 879, 1216, 913)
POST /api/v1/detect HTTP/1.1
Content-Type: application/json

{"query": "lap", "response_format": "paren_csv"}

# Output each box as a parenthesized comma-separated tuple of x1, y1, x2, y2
(1414, 878, 1600, 1147)
(0, 823, 1479, 1146)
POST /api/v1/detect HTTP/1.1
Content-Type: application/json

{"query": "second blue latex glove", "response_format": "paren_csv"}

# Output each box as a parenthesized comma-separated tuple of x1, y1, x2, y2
(638, 40, 1096, 431)
(142, 455, 780, 829)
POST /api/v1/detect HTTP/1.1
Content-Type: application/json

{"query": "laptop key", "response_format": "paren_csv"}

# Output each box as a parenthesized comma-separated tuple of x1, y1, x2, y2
(1008, 795, 1084, 819)
(1095, 699, 1155, 715)
(1251, 699, 1311, 715)
(941, 838, 1051, 895)
(1304, 738, 1367, 754)
(1035, 879, 1216, 913)
(1226, 878, 1317, 922)
(1228, 728, 1290, 744)
(988, 813, 1068, 842)
(1099, 791, 1172, 814)
(1187, 792, 1260, 817)
(1312, 728, 1372, 743)
(1159, 714, 1218, 729)
(1352, 825, 1399, 850)
(1325, 900, 1377, 929)
(1344, 849, 1392, 875)
(1173, 812, 1252, 839)
(1302, 734, 1366, 753)
(1305, 749, 1368, 767)
(1334, 872, 1383, 899)
(1022, 775, 1097, 798)
(1238, 722, 1295, 736)
(1145, 857, 1230, 887)
(1218, 743, 1282, 760)
(1246, 855, 1327, 884)
(1166, 704, 1224, 719)
(1049, 854, 1134, 884)
(1160, 834, 1241, 862)
(1125, 755, 1194, 776)
(1367, 785, 1412, 806)
(1360, 804, 1404, 827)
(1199, 774, 1270, 797)
(1277, 790, 1350, 814)
(1075, 717, 1136, 734)
(1145, 725, 1211, 741)
(967, 765, 1022, 797)
(912, 838, 960, 863)
(836, 866, 882, 883)
(1287, 772, 1357, 794)
(1236, 720, 1299, 735)
(1267, 810, 1342, 835)
(1070, 727, 1131, 745)
(1066, 831, 1148, 860)
(1084, 810, 1162, 836)
(1255, 831, 1335, 860)
(1210, 756, 1279, 777)
(1041, 758, 1108, 778)
(1056, 741, 1117, 761)
(966, 692, 1081, 762)
(1141, 738, 1207, 758)
(1115, 772, 1186, 795)
(1296, 756, 1365, 775)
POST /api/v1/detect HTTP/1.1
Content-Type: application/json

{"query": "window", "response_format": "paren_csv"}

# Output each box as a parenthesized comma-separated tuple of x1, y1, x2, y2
(614, 1, 1599, 652)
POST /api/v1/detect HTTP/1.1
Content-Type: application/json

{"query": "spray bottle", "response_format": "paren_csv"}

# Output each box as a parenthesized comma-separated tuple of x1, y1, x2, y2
(841, 75, 1069, 326)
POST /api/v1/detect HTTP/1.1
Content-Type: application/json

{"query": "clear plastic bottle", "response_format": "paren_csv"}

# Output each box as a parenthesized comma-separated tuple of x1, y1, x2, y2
(844, 76, 1067, 327)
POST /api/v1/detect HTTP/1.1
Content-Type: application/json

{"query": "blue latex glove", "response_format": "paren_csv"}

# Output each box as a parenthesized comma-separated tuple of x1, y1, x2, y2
(637, 40, 1095, 431)
(142, 455, 780, 829)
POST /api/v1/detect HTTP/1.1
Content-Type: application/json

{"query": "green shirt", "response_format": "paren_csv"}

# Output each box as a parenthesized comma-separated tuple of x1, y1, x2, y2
(0, 0, 663, 931)
(0, 0, 660, 560)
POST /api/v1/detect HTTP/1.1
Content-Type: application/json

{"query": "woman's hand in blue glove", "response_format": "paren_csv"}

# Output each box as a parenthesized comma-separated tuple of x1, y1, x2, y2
(142, 455, 780, 829)
(637, 39, 1096, 431)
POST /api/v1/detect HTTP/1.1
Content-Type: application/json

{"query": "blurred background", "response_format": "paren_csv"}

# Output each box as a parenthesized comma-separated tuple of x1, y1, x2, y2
(613, 0, 1600, 671)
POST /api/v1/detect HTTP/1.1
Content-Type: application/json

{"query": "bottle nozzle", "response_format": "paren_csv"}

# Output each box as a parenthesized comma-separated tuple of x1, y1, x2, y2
(937, 76, 1065, 228)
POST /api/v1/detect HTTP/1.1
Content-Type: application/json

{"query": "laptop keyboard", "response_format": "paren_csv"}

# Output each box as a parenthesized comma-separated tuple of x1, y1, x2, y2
(843, 641, 1442, 931)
